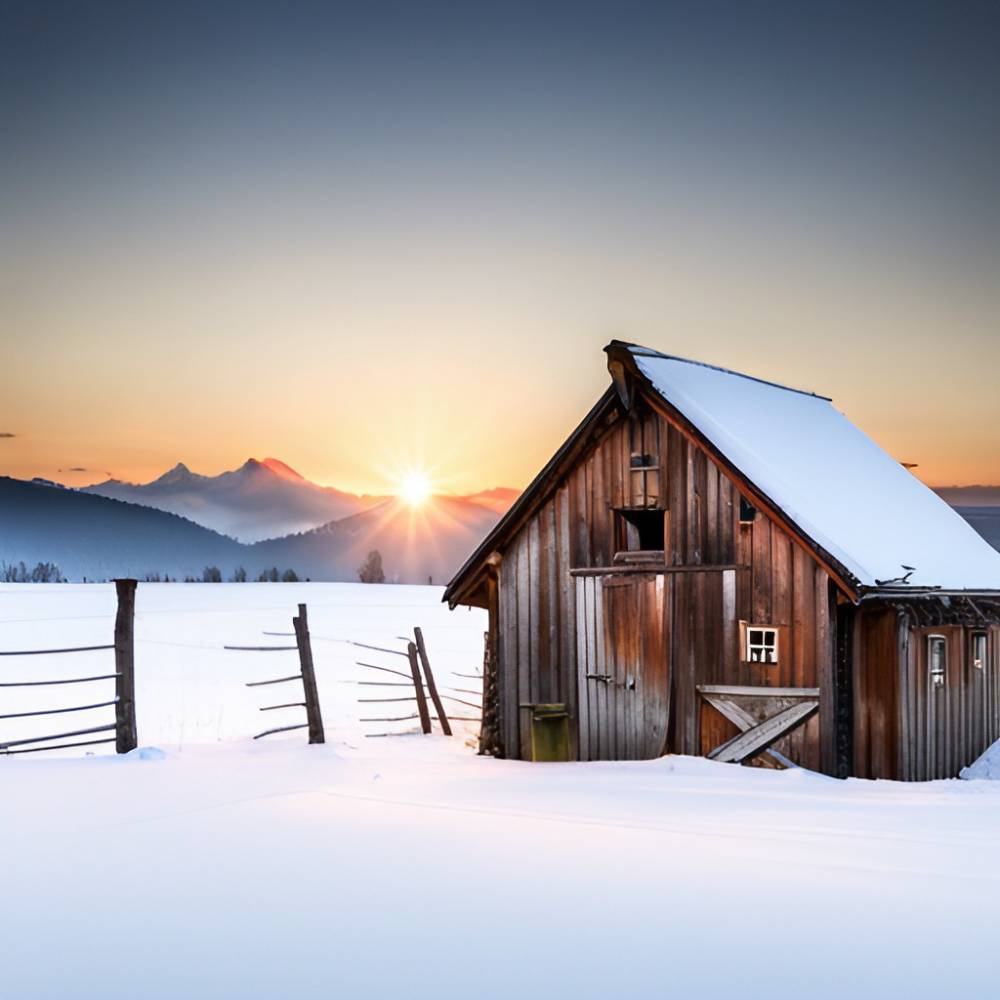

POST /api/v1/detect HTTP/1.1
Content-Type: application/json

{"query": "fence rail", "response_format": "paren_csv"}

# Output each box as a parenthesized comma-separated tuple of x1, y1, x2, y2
(246, 674, 303, 688)
(0, 698, 118, 721)
(0, 673, 120, 688)
(0, 644, 114, 657)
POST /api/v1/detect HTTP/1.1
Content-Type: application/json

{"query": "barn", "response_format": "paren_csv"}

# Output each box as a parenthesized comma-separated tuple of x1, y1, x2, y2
(444, 341, 1000, 780)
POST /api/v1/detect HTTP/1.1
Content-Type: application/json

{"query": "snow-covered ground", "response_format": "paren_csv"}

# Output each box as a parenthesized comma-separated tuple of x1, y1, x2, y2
(2, 583, 1000, 999)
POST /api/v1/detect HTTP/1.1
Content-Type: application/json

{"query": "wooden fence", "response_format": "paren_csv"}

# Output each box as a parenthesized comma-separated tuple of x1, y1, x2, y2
(0, 578, 137, 756)
(353, 626, 483, 738)
(228, 602, 325, 744)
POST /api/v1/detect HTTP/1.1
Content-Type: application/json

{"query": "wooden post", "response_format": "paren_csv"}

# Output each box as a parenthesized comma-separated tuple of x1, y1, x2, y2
(113, 579, 138, 754)
(293, 603, 325, 745)
(478, 629, 500, 755)
(413, 627, 452, 736)
(407, 642, 432, 734)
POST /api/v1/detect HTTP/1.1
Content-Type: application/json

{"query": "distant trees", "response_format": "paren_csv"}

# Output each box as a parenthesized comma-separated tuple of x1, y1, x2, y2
(256, 566, 300, 582)
(358, 550, 385, 584)
(231, 567, 247, 583)
(1, 561, 65, 583)
(202, 566, 222, 583)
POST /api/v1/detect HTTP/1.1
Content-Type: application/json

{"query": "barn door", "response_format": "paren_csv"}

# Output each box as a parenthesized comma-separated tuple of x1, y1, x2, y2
(574, 573, 671, 760)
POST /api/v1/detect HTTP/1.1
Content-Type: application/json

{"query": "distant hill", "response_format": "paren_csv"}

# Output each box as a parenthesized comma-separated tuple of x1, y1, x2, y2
(251, 495, 501, 585)
(0, 476, 500, 583)
(0, 476, 246, 581)
(954, 507, 1000, 554)
(932, 487, 1000, 555)
(82, 458, 380, 542)
(933, 486, 1000, 508)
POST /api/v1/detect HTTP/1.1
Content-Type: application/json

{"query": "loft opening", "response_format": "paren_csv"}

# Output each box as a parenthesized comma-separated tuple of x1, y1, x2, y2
(614, 507, 666, 554)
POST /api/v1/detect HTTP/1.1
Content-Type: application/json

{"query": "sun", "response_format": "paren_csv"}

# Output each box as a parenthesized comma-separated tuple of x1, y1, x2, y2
(399, 471, 432, 506)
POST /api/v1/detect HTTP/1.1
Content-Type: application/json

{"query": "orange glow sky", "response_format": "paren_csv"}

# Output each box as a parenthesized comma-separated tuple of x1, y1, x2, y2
(2, 3, 999, 494)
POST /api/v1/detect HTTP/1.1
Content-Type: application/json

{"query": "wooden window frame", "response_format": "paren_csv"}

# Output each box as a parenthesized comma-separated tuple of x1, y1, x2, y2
(971, 631, 988, 671)
(739, 621, 780, 665)
(928, 634, 947, 687)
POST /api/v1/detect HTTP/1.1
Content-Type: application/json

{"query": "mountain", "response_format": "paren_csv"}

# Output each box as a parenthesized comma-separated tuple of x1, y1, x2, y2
(0, 476, 500, 583)
(0, 476, 247, 581)
(250, 495, 501, 585)
(954, 507, 1000, 553)
(83, 458, 379, 542)
(934, 486, 1000, 508)
(931, 487, 1000, 555)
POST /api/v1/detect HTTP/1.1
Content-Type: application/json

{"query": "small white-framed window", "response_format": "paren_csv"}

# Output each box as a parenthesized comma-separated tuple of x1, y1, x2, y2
(972, 632, 988, 671)
(746, 625, 779, 664)
(928, 634, 947, 688)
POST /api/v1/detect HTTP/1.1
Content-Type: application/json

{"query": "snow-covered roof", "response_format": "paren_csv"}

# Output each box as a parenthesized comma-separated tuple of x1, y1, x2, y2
(626, 344, 1000, 592)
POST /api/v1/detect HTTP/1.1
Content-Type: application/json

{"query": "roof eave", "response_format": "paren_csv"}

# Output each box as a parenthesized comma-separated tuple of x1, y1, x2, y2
(443, 386, 623, 607)
(859, 586, 1000, 601)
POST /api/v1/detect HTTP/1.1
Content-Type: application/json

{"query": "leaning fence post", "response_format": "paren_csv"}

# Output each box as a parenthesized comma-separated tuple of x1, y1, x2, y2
(113, 578, 138, 753)
(293, 603, 325, 745)
(413, 627, 451, 736)
(407, 642, 433, 734)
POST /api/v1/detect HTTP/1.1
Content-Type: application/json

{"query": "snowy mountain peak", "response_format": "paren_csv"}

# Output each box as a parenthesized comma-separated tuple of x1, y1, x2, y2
(151, 462, 198, 486)
(260, 457, 308, 483)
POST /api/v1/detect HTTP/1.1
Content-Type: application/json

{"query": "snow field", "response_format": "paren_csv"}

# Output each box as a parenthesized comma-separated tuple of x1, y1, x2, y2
(1, 584, 999, 999)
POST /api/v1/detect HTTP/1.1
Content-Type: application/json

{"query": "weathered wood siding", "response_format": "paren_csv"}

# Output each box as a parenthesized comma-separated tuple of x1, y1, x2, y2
(854, 613, 1000, 780)
(851, 606, 899, 779)
(495, 396, 839, 768)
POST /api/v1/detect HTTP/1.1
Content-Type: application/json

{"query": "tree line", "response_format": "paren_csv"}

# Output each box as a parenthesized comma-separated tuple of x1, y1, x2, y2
(3, 550, 392, 585)
(1, 561, 66, 583)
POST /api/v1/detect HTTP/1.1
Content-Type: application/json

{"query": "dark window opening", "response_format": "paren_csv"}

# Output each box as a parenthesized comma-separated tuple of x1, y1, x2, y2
(615, 508, 665, 553)
(739, 496, 757, 523)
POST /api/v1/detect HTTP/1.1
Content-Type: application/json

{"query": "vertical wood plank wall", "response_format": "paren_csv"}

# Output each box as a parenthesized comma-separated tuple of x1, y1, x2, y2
(496, 397, 839, 769)
(854, 612, 1000, 780)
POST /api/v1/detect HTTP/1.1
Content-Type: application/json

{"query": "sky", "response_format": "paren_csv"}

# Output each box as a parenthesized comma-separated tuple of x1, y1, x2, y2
(2, 0, 999, 495)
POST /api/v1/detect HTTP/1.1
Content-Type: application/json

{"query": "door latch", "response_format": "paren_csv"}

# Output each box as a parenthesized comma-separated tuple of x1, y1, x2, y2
(586, 673, 612, 684)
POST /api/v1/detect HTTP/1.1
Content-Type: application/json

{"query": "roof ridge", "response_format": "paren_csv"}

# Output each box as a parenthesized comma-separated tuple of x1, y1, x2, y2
(611, 340, 833, 402)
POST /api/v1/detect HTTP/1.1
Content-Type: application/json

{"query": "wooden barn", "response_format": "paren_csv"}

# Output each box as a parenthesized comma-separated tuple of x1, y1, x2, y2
(444, 341, 1000, 780)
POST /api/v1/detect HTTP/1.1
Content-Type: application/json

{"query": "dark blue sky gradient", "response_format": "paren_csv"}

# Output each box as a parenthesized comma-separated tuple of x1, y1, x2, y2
(2, 1, 999, 488)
